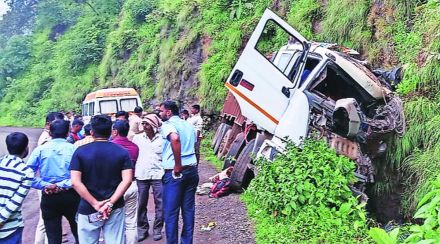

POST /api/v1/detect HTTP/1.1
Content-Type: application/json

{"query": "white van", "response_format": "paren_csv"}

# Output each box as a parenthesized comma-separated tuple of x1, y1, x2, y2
(82, 88, 142, 123)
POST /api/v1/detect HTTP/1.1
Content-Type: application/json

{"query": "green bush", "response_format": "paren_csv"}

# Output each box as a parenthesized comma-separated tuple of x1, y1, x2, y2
(242, 139, 370, 243)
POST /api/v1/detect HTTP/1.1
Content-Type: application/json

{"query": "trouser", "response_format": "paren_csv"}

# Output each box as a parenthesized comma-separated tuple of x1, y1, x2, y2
(77, 207, 126, 244)
(162, 167, 199, 244)
(40, 189, 80, 244)
(124, 181, 138, 244)
(195, 138, 202, 164)
(35, 190, 48, 244)
(0, 227, 23, 244)
(136, 179, 163, 237)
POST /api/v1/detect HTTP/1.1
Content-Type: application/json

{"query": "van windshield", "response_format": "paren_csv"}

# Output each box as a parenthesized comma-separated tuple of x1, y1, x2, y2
(99, 100, 118, 114)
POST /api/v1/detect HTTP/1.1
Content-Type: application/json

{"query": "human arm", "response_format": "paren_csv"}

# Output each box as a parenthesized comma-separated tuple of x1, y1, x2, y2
(97, 168, 133, 218)
(71, 170, 108, 211)
(0, 167, 34, 225)
(26, 148, 52, 190)
(168, 132, 183, 174)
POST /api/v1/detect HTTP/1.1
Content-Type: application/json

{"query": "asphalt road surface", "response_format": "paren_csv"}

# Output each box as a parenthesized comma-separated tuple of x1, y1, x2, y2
(0, 127, 164, 244)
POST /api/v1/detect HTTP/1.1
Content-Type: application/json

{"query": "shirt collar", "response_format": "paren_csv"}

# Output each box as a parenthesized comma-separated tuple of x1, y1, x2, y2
(112, 136, 129, 143)
(143, 132, 160, 141)
(51, 138, 68, 142)
(169, 115, 180, 122)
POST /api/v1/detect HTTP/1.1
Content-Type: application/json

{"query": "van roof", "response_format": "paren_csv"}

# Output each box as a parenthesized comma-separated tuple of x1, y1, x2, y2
(84, 88, 139, 101)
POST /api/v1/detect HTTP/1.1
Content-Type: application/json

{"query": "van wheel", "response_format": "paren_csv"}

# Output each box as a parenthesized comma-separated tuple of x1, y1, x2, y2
(230, 139, 256, 191)
(223, 132, 245, 170)
(213, 124, 231, 155)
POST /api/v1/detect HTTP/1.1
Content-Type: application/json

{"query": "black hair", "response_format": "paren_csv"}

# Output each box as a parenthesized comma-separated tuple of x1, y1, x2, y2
(160, 100, 179, 115)
(83, 124, 92, 136)
(50, 119, 70, 139)
(72, 119, 84, 127)
(191, 104, 200, 112)
(180, 109, 189, 115)
(112, 120, 130, 137)
(91, 115, 112, 138)
(45, 112, 64, 124)
(116, 110, 129, 120)
(6, 132, 29, 156)
(134, 106, 143, 114)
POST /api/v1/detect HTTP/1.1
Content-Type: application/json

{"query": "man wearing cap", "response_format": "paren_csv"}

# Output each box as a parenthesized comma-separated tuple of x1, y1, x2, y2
(132, 114, 164, 241)
(128, 106, 144, 141)
(159, 101, 198, 244)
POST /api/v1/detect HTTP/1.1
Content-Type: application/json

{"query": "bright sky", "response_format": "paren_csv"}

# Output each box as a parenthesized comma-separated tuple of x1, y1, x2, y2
(0, 0, 9, 17)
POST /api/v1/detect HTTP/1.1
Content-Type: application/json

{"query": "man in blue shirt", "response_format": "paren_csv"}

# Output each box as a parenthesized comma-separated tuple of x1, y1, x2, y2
(27, 119, 80, 244)
(159, 100, 199, 244)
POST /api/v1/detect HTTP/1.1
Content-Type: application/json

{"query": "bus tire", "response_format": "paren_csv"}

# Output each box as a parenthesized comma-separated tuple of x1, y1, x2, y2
(230, 139, 256, 191)
(223, 133, 246, 170)
(213, 124, 231, 155)
(212, 123, 226, 148)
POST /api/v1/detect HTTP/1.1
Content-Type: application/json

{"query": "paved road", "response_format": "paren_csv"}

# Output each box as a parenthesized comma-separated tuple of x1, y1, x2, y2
(0, 127, 164, 244)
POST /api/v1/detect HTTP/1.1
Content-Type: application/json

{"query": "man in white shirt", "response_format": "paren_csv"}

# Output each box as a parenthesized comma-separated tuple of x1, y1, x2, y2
(132, 114, 164, 241)
(187, 104, 203, 164)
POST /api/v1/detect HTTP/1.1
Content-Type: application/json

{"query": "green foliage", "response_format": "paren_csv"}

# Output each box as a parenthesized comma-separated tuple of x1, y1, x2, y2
(200, 132, 223, 171)
(242, 139, 370, 243)
(369, 228, 400, 244)
(124, 0, 157, 22)
(404, 176, 440, 243)
(319, 0, 371, 50)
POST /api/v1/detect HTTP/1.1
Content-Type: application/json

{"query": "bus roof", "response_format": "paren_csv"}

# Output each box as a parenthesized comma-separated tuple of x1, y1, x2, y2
(84, 88, 139, 101)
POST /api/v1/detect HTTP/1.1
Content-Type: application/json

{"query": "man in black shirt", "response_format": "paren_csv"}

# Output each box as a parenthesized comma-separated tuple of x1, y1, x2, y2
(70, 115, 134, 244)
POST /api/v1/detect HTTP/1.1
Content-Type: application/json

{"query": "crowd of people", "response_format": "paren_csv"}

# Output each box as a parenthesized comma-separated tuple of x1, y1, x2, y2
(0, 100, 204, 244)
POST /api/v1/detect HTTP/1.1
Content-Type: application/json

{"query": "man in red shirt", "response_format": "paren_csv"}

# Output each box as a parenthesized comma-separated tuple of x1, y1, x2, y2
(111, 120, 139, 244)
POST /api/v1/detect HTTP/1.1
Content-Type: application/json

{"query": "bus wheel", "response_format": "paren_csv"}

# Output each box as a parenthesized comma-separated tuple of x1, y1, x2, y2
(213, 124, 231, 155)
(223, 132, 245, 170)
(230, 139, 256, 192)
(211, 123, 224, 148)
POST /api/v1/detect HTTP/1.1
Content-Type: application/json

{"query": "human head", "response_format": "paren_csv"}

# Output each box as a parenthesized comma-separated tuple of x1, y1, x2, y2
(159, 100, 179, 121)
(50, 119, 70, 139)
(115, 110, 129, 121)
(45, 112, 64, 127)
(134, 106, 143, 116)
(6, 132, 29, 158)
(190, 104, 200, 115)
(141, 114, 162, 134)
(180, 109, 189, 120)
(71, 119, 84, 133)
(112, 120, 130, 138)
(91, 115, 112, 139)
(83, 124, 92, 136)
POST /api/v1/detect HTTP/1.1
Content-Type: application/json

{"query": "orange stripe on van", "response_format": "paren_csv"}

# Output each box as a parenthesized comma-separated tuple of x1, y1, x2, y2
(225, 82, 279, 125)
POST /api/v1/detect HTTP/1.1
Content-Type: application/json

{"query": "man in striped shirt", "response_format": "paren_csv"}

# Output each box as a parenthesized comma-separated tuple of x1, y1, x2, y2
(0, 132, 34, 244)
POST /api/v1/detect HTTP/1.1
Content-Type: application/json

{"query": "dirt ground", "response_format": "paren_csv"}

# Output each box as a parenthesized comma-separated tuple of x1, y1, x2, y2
(0, 127, 255, 243)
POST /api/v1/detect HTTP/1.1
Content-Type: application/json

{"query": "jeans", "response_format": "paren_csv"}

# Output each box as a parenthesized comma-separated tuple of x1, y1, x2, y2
(162, 167, 199, 244)
(77, 207, 125, 244)
(40, 189, 80, 244)
(124, 181, 138, 244)
(136, 179, 163, 237)
(0, 227, 23, 244)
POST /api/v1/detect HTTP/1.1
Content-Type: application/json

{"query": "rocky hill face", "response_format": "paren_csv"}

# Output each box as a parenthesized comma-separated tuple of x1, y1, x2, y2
(0, 0, 439, 219)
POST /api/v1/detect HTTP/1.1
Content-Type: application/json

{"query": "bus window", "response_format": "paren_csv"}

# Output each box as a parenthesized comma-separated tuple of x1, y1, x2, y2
(120, 98, 138, 112)
(99, 100, 117, 114)
(89, 102, 95, 115)
(83, 103, 89, 116)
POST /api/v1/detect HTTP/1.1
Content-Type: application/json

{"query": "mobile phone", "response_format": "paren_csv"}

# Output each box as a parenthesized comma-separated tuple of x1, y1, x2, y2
(88, 212, 103, 223)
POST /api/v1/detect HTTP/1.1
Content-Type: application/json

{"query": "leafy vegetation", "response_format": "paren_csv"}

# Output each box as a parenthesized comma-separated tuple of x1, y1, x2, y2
(242, 139, 370, 243)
